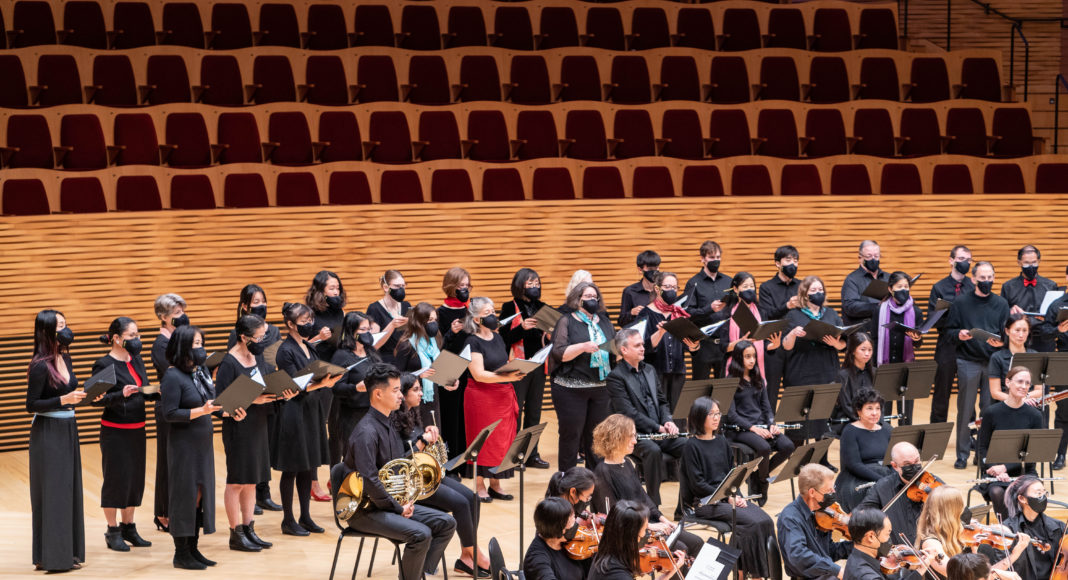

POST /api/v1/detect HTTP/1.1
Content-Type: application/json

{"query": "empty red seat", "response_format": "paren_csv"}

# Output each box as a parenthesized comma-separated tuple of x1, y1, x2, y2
(210, 4, 253, 49)
(708, 109, 752, 158)
(899, 108, 942, 157)
(0, 56, 29, 107)
(91, 55, 137, 106)
(145, 55, 191, 104)
(458, 56, 501, 102)
(808, 57, 849, 104)
(661, 109, 704, 160)
(766, 8, 806, 50)
(367, 111, 414, 163)
(731, 165, 773, 196)
(756, 109, 799, 158)
(991, 108, 1039, 157)
(5, 114, 55, 168)
(830, 165, 873, 195)
(509, 56, 551, 105)
(2, 179, 50, 215)
(612, 110, 656, 159)
(532, 168, 575, 200)
(60, 114, 108, 170)
(629, 8, 670, 50)
(515, 110, 559, 159)
(675, 8, 715, 51)
(60, 177, 107, 213)
(305, 55, 349, 105)
(217, 112, 262, 164)
(880, 164, 922, 194)
(251, 56, 296, 104)
(781, 165, 823, 195)
(356, 55, 399, 102)
(983, 164, 1025, 193)
(559, 56, 602, 102)
(804, 110, 847, 158)
(584, 7, 624, 51)
(223, 173, 269, 207)
(944, 108, 988, 156)
(539, 7, 579, 49)
(328, 171, 372, 204)
(200, 55, 244, 106)
(353, 5, 395, 47)
(564, 110, 608, 161)
(162, 3, 206, 48)
(491, 6, 533, 50)
(446, 6, 486, 48)
(318, 111, 362, 162)
(481, 168, 525, 202)
(165, 112, 212, 167)
(430, 169, 475, 202)
(380, 170, 424, 203)
(306, 4, 348, 50)
(36, 55, 83, 106)
(660, 57, 699, 102)
(259, 4, 300, 48)
(908, 58, 950, 103)
(113, 113, 161, 165)
(959, 58, 1003, 102)
(1035, 164, 1068, 193)
(858, 58, 900, 101)
(758, 57, 800, 101)
(63, 1, 107, 49)
(12, 1, 57, 47)
(399, 5, 441, 50)
(811, 9, 852, 51)
(170, 175, 216, 209)
(115, 175, 162, 211)
(932, 164, 974, 194)
(708, 57, 751, 104)
(276, 173, 320, 206)
(720, 9, 760, 51)
(582, 167, 625, 199)
(418, 111, 463, 161)
(112, 2, 157, 49)
(857, 9, 898, 50)
(609, 57, 652, 104)
(466, 110, 510, 161)
(408, 56, 451, 105)
(852, 109, 895, 157)
(681, 166, 724, 197)
(632, 167, 674, 198)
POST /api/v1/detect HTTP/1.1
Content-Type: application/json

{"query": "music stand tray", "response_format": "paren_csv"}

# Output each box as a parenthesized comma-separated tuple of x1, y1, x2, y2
(881, 423, 954, 465)
(696, 457, 764, 509)
(443, 419, 502, 472)
(902, 360, 938, 400)
(985, 429, 1063, 467)
(709, 378, 738, 417)
(768, 438, 834, 486)
(775, 384, 841, 423)
(674, 380, 714, 421)
(872, 363, 908, 402)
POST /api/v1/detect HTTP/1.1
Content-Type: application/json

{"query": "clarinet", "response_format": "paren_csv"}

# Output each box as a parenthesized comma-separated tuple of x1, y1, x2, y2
(723, 423, 802, 432)
(636, 432, 692, 441)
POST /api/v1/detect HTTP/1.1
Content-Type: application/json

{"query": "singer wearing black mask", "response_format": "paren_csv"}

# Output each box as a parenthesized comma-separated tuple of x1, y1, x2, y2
(776, 463, 853, 579)
(619, 250, 661, 327)
(92, 316, 156, 552)
(643, 271, 702, 411)
(841, 240, 888, 329)
(759, 245, 801, 407)
(842, 508, 893, 580)
(684, 241, 732, 380)
(872, 272, 925, 425)
(304, 271, 345, 502)
(368, 270, 411, 365)
(1001, 245, 1058, 353)
(927, 245, 975, 424)
(857, 442, 937, 546)
(1003, 475, 1064, 580)
(330, 311, 381, 463)
(150, 292, 188, 533)
(500, 268, 551, 469)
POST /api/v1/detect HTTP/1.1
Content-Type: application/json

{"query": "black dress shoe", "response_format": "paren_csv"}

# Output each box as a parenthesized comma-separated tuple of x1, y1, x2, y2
(954, 459, 968, 470)
(281, 520, 310, 536)
(120, 522, 152, 547)
(105, 526, 130, 552)
(453, 559, 491, 578)
(229, 526, 262, 552)
(246, 521, 272, 548)
(525, 456, 550, 469)
(298, 518, 325, 533)
(487, 488, 513, 501)
(1054, 454, 1066, 470)
(254, 504, 263, 516)
(256, 498, 283, 512)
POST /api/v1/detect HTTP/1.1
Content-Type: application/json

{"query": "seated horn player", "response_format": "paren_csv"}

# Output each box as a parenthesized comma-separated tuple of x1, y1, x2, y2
(340, 363, 456, 580)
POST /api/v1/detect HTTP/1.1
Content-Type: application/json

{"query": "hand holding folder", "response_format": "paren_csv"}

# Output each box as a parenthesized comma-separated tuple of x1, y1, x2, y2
(427, 345, 472, 387)
(80, 365, 116, 405)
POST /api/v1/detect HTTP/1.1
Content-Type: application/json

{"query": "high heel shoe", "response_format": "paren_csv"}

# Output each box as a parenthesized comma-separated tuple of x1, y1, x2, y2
(311, 489, 331, 502)
(153, 516, 169, 533)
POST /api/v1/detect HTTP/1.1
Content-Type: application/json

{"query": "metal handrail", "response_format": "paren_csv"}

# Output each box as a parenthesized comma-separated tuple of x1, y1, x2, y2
(1009, 23, 1030, 101)
(1053, 74, 1068, 152)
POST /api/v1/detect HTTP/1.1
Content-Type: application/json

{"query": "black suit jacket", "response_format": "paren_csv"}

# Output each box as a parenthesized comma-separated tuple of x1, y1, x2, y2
(606, 360, 671, 433)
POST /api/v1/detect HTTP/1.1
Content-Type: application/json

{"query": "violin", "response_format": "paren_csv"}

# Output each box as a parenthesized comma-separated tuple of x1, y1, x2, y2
(1051, 530, 1068, 580)
(637, 536, 692, 575)
(879, 545, 940, 575)
(961, 522, 1052, 552)
(812, 502, 852, 539)
(564, 513, 606, 561)
(906, 471, 944, 503)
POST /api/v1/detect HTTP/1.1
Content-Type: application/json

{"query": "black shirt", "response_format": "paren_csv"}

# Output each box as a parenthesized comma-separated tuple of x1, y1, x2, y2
(466, 333, 509, 374)
(777, 494, 852, 578)
(588, 555, 636, 580)
(619, 280, 653, 327)
(928, 274, 975, 351)
(725, 378, 774, 429)
(311, 305, 345, 362)
(1045, 293, 1068, 355)
(684, 269, 733, 362)
(606, 359, 670, 434)
(91, 353, 155, 423)
(1001, 274, 1059, 352)
(592, 460, 662, 522)
(871, 301, 924, 364)
(758, 274, 800, 322)
(344, 407, 405, 514)
(680, 436, 733, 509)
(783, 307, 843, 387)
(523, 536, 585, 580)
(1004, 511, 1064, 580)
(834, 366, 874, 425)
(367, 300, 411, 363)
(501, 298, 548, 359)
(151, 332, 170, 383)
(642, 308, 686, 375)
(551, 312, 615, 383)
(987, 348, 1036, 394)
(978, 402, 1044, 475)
(944, 291, 1011, 363)
(331, 349, 375, 411)
(437, 304, 469, 354)
(839, 424, 892, 482)
(858, 471, 927, 545)
(841, 267, 888, 326)
(842, 549, 885, 580)
(26, 354, 78, 413)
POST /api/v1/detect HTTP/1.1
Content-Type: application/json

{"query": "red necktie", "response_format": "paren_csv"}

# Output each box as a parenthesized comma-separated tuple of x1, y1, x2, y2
(1023, 279, 1037, 287)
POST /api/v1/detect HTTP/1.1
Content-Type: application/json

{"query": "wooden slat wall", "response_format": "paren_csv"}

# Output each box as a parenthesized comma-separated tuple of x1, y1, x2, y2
(1, 195, 1066, 451)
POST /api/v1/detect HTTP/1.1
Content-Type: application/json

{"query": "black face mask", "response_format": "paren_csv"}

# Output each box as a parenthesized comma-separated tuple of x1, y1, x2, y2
(250, 305, 268, 319)
(581, 299, 600, 314)
(123, 337, 143, 356)
(389, 287, 406, 302)
(1022, 265, 1038, 280)
(954, 260, 972, 275)
(191, 347, 207, 366)
(1027, 495, 1048, 514)
(661, 290, 678, 304)
(57, 327, 75, 347)
(642, 269, 659, 283)
(425, 322, 439, 337)
(297, 322, 317, 339)
(574, 499, 590, 515)
(863, 258, 880, 273)
(246, 338, 267, 356)
(639, 530, 652, 546)
(739, 289, 757, 304)
(171, 313, 189, 328)
(454, 288, 470, 303)
(900, 463, 923, 482)
(893, 289, 910, 305)
(705, 260, 721, 274)
(877, 538, 893, 559)
(817, 490, 837, 510)
(481, 315, 499, 331)
(358, 332, 375, 347)
(326, 295, 343, 310)
(563, 521, 580, 542)
(781, 263, 798, 279)
(524, 287, 542, 300)
(976, 280, 994, 295)
(808, 292, 826, 307)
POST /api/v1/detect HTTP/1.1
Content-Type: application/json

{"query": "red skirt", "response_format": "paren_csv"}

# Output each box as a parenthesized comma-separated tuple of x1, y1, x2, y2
(463, 378, 519, 469)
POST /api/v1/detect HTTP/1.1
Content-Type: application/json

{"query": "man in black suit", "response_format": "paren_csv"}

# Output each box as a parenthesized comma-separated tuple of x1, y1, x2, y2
(606, 327, 685, 506)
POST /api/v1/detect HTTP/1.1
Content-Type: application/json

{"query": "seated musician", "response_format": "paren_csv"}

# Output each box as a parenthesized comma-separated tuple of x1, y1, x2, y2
(918, 486, 1029, 577)
(946, 553, 1023, 580)
(842, 508, 893, 580)
(776, 463, 853, 580)
(587, 500, 685, 580)
(680, 396, 776, 580)
(856, 442, 929, 545)
(545, 467, 598, 523)
(590, 414, 705, 558)
(342, 363, 457, 580)
(976, 366, 1044, 521)
(836, 388, 893, 510)
(606, 328, 685, 507)
(1002, 475, 1065, 580)
(523, 497, 586, 580)
(723, 340, 795, 504)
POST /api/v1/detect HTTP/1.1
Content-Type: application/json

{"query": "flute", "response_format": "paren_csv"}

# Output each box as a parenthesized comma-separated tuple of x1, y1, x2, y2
(636, 432, 692, 441)
(855, 481, 878, 492)
(724, 423, 802, 432)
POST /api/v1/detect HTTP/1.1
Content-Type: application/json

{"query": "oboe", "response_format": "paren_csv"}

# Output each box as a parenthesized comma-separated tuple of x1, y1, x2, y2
(636, 432, 692, 441)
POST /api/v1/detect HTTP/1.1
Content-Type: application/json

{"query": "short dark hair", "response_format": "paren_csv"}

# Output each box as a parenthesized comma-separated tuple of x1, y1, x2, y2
(688, 396, 720, 437)
(946, 553, 991, 580)
(282, 302, 313, 326)
(636, 250, 661, 269)
(365, 363, 402, 393)
(775, 245, 799, 262)
(847, 507, 887, 546)
(950, 245, 971, 259)
(699, 241, 722, 258)
(853, 387, 885, 414)
(534, 497, 574, 540)
(972, 261, 994, 276)
(887, 271, 911, 289)
(1017, 245, 1040, 260)
(510, 268, 541, 301)
(1004, 312, 1031, 333)
(235, 314, 266, 341)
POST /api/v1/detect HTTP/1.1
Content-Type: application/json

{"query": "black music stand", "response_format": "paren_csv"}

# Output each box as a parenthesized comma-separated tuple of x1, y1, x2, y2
(686, 536, 741, 580)
(873, 361, 938, 424)
(775, 383, 841, 444)
(881, 422, 955, 465)
(490, 423, 547, 561)
(768, 438, 834, 500)
(672, 379, 737, 429)
(444, 418, 502, 573)
(984, 429, 1062, 471)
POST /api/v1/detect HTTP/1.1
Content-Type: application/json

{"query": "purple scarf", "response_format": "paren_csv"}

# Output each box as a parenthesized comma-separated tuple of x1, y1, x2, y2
(877, 297, 915, 365)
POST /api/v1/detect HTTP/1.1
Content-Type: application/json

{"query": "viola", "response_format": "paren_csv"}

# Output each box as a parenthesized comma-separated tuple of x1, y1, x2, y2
(879, 545, 939, 575)
(813, 502, 851, 539)
(961, 523, 1052, 552)
(637, 536, 692, 575)
(906, 471, 944, 503)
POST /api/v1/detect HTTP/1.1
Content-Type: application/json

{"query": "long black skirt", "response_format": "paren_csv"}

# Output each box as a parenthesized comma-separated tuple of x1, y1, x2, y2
(835, 462, 893, 511)
(153, 403, 170, 518)
(222, 406, 270, 485)
(272, 394, 328, 473)
(99, 424, 146, 508)
(29, 415, 85, 571)
(167, 415, 215, 537)
(694, 501, 776, 578)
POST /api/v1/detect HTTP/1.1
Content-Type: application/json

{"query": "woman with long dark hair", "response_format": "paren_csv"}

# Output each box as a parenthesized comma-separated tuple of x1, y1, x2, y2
(716, 272, 783, 381)
(305, 270, 344, 501)
(92, 316, 155, 552)
(500, 267, 551, 468)
(873, 271, 924, 424)
(26, 309, 85, 572)
(395, 302, 459, 428)
(831, 332, 876, 434)
(588, 500, 685, 580)
(329, 311, 381, 464)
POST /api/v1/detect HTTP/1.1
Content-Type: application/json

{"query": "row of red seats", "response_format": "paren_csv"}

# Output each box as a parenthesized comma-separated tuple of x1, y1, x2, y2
(0, 102, 1041, 172)
(2, 0, 898, 52)
(0, 46, 1009, 108)
(2, 156, 1064, 215)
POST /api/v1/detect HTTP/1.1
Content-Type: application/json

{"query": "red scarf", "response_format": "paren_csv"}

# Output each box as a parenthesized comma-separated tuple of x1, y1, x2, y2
(652, 297, 690, 320)
(443, 297, 468, 308)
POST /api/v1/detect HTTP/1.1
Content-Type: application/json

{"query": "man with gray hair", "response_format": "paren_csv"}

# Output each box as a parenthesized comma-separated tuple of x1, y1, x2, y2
(605, 327, 683, 506)
(777, 463, 853, 579)
(857, 442, 938, 545)
(841, 240, 888, 328)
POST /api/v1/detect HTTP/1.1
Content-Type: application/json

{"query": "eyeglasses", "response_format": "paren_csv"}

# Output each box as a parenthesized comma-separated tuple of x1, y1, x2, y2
(246, 334, 267, 343)
(660, 285, 679, 291)
(709, 412, 722, 418)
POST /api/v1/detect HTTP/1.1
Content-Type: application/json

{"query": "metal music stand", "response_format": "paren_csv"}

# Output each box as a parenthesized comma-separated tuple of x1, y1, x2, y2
(768, 438, 834, 500)
(490, 423, 547, 561)
(444, 418, 502, 575)
(881, 422, 955, 465)
(774, 383, 841, 444)
(672, 379, 737, 430)
(873, 361, 938, 424)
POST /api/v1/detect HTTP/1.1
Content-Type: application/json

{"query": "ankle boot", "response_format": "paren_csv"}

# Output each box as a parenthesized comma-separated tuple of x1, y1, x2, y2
(245, 521, 272, 549)
(173, 537, 206, 570)
(190, 532, 217, 567)
(120, 522, 152, 547)
(229, 526, 262, 552)
(105, 526, 130, 552)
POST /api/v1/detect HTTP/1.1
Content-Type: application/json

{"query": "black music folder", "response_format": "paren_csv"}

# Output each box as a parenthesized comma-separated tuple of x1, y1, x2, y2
(731, 305, 789, 341)
(531, 305, 563, 332)
(213, 373, 265, 415)
(802, 319, 865, 341)
(297, 360, 347, 382)
(80, 364, 116, 405)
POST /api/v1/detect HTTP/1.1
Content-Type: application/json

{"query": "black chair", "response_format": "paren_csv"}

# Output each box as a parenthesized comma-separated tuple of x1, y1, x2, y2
(489, 537, 522, 580)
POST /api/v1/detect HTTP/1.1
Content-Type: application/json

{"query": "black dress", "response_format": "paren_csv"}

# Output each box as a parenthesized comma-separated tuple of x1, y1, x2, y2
(680, 435, 776, 578)
(329, 348, 374, 464)
(831, 366, 874, 435)
(91, 353, 155, 508)
(783, 307, 843, 387)
(26, 356, 85, 571)
(437, 302, 471, 473)
(273, 335, 330, 472)
(161, 365, 216, 537)
(215, 353, 273, 485)
(834, 423, 893, 510)
(367, 299, 411, 364)
(151, 332, 171, 519)
(312, 304, 344, 427)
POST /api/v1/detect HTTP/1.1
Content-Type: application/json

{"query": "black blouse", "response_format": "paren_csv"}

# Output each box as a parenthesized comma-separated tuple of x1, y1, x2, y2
(783, 307, 843, 387)
(91, 353, 155, 423)
(834, 366, 874, 425)
(465, 333, 509, 374)
(151, 332, 170, 383)
(523, 536, 586, 580)
(978, 402, 1044, 475)
(276, 335, 319, 401)
(311, 305, 345, 362)
(551, 312, 616, 383)
(437, 304, 469, 354)
(641, 308, 686, 375)
(680, 436, 733, 508)
(500, 298, 548, 359)
(725, 378, 774, 429)
(25, 355, 78, 413)
(987, 348, 1036, 394)
(330, 349, 375, 410)
(367, 300, 411, 362)
(592, 460, 662, 522)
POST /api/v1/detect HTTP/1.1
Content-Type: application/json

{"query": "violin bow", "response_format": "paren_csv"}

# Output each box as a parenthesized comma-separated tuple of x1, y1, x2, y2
(993, 512, 1016, 575)
(882, 456, 939, 512)
(898, 532, 939, 580)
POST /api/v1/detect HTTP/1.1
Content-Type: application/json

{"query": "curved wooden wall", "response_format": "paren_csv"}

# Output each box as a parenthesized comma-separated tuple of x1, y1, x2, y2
(1, 195, 1065, 451)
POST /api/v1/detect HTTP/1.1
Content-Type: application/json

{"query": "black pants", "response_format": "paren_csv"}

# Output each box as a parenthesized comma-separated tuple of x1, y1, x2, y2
(930, 343, 958, 424)
(419, 476, 478, 548)
(764, 348, 786, 412)
(632, 438, 687, 506)
(551, 382, 609, 472)
(347, 505, 456, 580)
(513, 365, 546, 457)
(728, 431, 795, 492)
(690, 352, 724, 382)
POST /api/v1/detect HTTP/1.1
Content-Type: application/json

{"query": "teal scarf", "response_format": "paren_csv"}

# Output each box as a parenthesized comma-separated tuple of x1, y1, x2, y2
(577, 311, 610, 380)
(412, 336, 440, 402)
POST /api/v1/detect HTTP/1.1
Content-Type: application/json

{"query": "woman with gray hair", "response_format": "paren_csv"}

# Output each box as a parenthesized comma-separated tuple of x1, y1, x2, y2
(1001, 474, 1063, 580)
(151, 292, 188, 533)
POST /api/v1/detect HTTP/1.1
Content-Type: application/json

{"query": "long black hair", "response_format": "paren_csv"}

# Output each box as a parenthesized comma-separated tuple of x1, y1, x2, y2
(305, 270, 346, 312)
(545, 467, 597, 501)
(30, 309, 66, 385)
(338, 311, 380, 358)
(843, 332, 874, 377)
(724, 271, 755, 308)
(688, 396, 721, 437)
(391, 373, 422, 438)
(99, 316, 136, 347)
(727, 339, 764, 389)
(592, 500, 649, 576)
(166, 325, 203, 372)
(236, 284, 266, 322)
